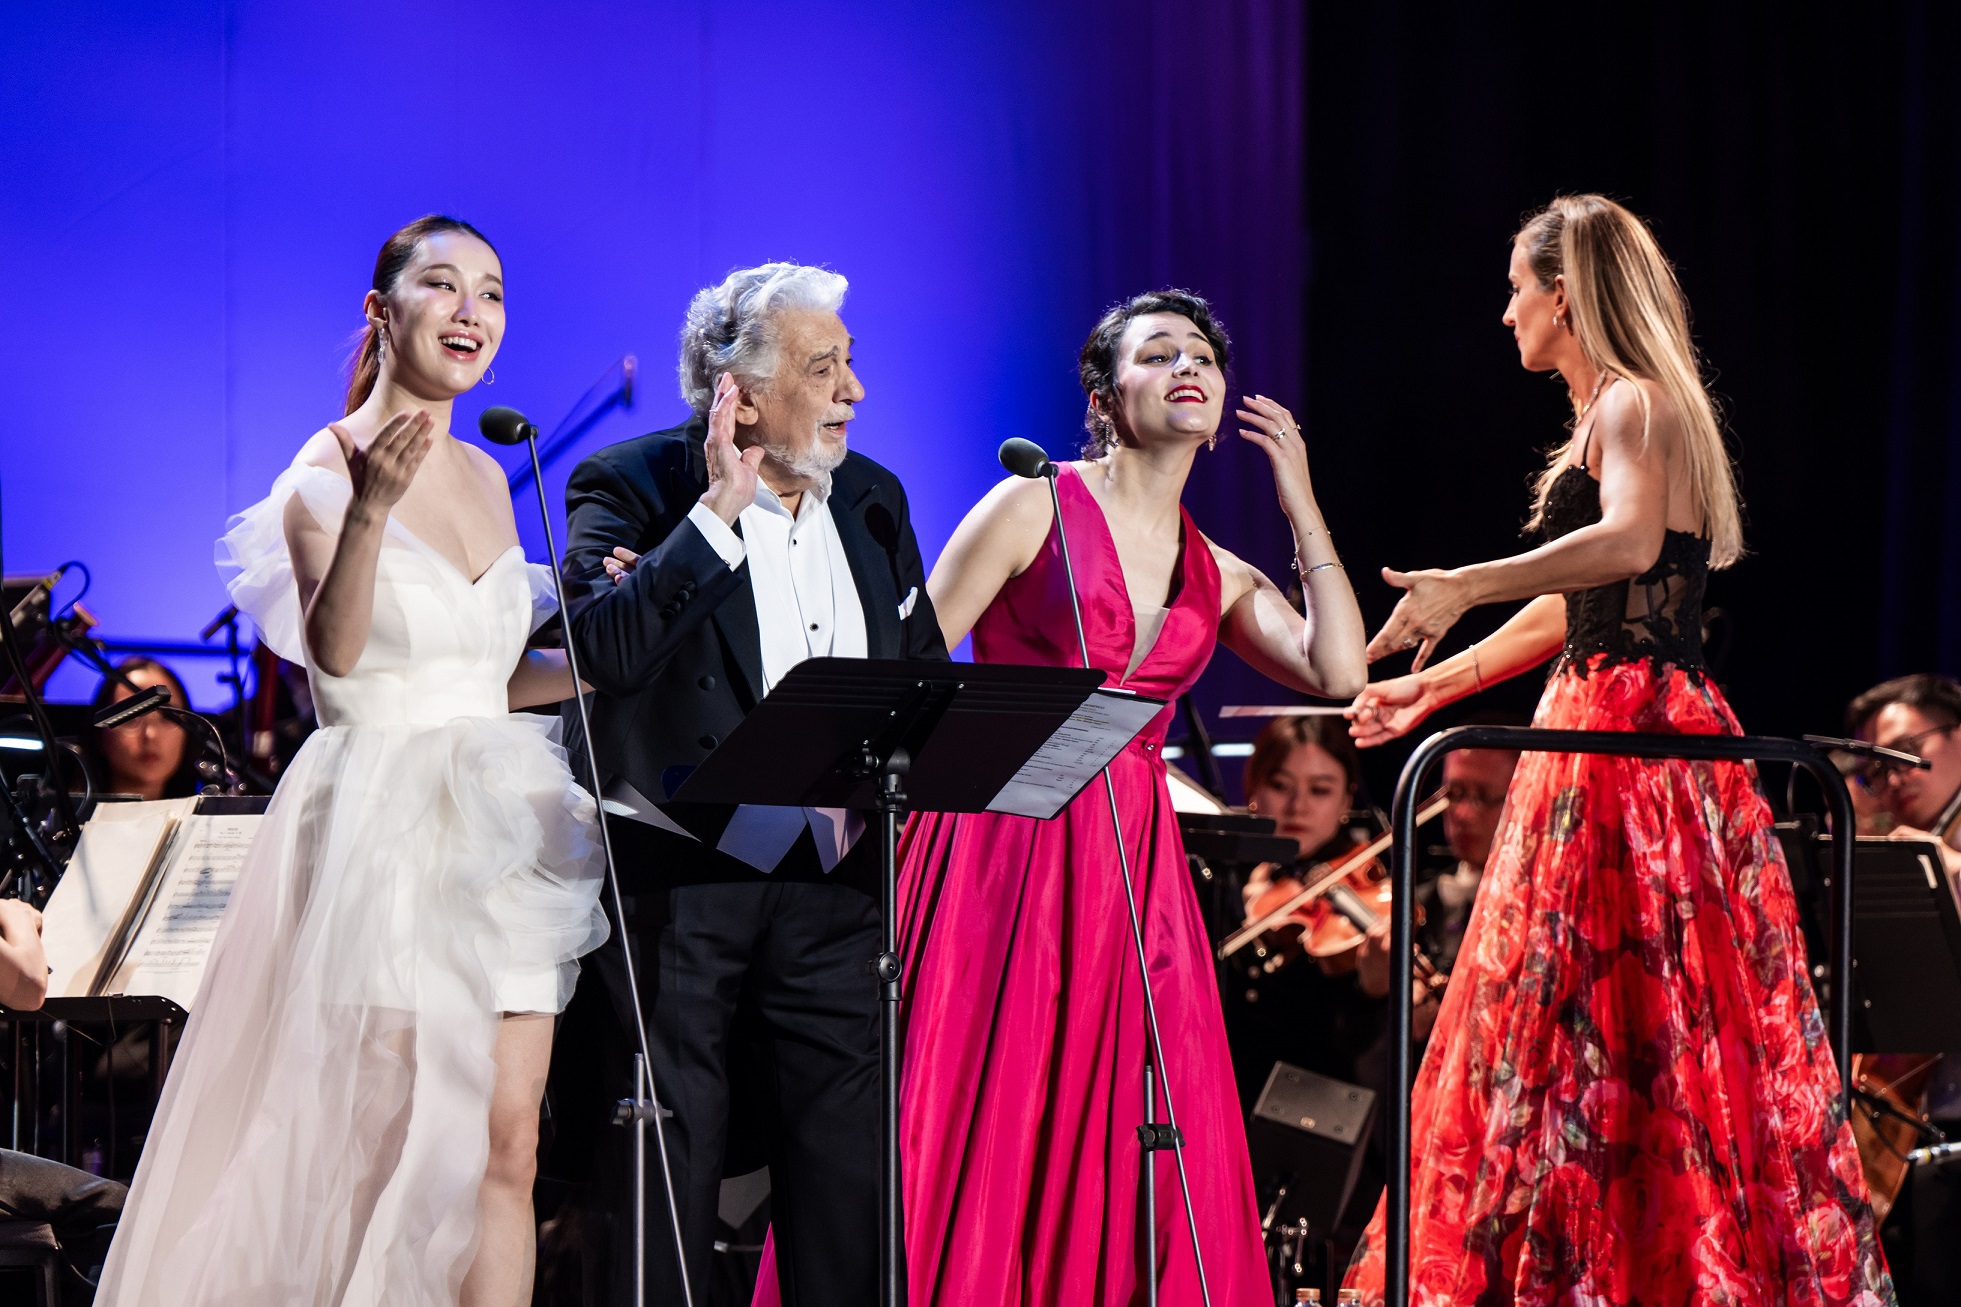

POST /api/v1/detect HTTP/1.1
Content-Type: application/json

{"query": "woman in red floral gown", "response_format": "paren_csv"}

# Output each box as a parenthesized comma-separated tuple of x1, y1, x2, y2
(1340, 195, 1895, 1306)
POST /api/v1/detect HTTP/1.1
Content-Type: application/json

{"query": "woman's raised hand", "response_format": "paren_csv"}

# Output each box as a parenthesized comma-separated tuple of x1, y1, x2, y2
(1365, 566, 1472, 671)
(1346, 672, 1440, 748)
(1233, 394, 1315, 514)
(330, 412, 433, 512)
(699, 372, 764, 524)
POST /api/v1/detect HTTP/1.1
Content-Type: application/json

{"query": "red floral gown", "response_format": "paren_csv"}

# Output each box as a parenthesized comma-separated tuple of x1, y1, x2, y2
(1344, 463, 1895, 1306)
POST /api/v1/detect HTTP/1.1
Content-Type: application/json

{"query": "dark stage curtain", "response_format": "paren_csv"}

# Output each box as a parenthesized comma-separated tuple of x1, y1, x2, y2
(1877, 1, 1961, 679)
(1300, 0, 1933, 795)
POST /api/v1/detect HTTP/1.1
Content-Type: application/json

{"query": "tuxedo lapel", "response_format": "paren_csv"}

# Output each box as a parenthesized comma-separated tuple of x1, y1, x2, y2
(832, 476, 901, 660)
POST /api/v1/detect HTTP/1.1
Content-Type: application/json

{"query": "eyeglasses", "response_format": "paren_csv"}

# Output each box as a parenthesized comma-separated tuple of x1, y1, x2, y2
(1856, 723, 1957, 792)
(1441, 782, 1507, 810)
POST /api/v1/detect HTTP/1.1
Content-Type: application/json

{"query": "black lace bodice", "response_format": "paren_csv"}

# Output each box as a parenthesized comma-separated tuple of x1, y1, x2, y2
(1542, 464, 1710, 679)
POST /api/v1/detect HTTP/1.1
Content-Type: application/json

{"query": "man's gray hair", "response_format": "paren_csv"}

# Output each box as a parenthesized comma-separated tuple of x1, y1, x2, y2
(678, 262, 850, 413)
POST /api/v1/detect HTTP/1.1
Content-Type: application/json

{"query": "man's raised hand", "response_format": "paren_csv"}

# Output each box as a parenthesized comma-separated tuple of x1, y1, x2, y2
(700, 372, 763, 524)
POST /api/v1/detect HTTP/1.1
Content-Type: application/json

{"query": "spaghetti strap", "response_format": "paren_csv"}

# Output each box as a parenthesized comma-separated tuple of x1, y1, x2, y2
(1572, 376, 1620, 471)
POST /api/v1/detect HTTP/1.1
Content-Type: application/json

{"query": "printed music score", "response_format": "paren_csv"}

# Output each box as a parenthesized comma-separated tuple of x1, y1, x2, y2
(989, 688, 1166, 820)
(110, 815, 256, 1005)
(41, 800, 264, 1012)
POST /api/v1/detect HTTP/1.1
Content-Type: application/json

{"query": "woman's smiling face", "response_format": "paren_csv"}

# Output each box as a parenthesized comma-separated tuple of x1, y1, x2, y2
(1104, 312, 1225, 446)
(368, 229, 505, 400)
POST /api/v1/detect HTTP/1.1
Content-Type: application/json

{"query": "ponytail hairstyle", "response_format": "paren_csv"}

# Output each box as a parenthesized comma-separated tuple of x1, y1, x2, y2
(343, 215, 499, 416)
(1516, 195, 1743, 569)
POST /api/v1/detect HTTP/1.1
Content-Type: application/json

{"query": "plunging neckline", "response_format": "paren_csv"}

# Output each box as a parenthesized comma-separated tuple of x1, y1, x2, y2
(1062, 463, 1193, 684)
(399, 534, 523, 589)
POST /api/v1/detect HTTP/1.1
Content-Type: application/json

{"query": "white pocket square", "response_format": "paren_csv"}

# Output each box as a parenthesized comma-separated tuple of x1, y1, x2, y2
(898, 586, 918, 620)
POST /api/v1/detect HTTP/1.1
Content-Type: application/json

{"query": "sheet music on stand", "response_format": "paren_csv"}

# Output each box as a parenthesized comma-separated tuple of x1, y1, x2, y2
(40, 795, 266, 1014)
(989, 688, 1165, 818)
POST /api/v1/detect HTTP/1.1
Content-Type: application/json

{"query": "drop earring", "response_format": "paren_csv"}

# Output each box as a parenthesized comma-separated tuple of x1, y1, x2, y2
(484, 366, 496, 386)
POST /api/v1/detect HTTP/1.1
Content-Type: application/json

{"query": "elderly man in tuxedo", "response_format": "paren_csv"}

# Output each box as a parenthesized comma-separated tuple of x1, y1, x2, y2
(561, 262, 947, 1305)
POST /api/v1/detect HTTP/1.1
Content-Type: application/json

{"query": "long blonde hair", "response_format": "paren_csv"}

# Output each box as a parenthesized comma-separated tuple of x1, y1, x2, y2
(1518, 195, 1742, 569)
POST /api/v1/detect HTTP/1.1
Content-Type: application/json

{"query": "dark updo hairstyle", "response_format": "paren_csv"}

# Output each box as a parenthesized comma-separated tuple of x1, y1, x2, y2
(1242, 714, 1361, 803)
(1077, 289, 1232, 456)
(344, 215, 500, 415)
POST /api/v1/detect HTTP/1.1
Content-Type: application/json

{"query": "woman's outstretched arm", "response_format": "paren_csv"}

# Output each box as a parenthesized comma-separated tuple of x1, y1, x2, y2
(1348, 594, 1566, 748)
(1367, 380, 1678, 669)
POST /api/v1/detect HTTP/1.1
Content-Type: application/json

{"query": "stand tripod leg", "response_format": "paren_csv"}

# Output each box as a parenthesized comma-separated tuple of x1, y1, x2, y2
(1103, 771, 1213, 1307)
(876, 771, 906, 1307)
(634, 1053, 647, 1304)
(1041, 470, 1213, 1306)
(1143, 1062, 1158, 1307)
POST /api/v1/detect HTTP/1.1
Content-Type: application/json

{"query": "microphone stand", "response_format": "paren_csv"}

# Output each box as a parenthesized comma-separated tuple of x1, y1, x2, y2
(1007, 441, 1215, 1307)
(480, 407, 693, 1307)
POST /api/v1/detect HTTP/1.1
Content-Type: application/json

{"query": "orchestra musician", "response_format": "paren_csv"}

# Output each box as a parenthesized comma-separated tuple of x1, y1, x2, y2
(1849, 674, 1961, 1305)
(1227, 715, 1393, 1106)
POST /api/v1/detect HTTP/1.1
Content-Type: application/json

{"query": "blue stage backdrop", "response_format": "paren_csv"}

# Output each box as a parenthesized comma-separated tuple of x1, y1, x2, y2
(3, 0, 1303, 747)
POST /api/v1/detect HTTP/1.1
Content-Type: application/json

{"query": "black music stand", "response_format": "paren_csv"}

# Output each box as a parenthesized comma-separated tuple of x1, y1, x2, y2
(1811, 836, 1961, 1053)
(669, 657, 1163, 1307)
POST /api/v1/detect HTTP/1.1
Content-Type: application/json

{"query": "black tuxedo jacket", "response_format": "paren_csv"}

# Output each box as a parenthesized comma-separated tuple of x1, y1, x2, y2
(562, 414, 949, 870)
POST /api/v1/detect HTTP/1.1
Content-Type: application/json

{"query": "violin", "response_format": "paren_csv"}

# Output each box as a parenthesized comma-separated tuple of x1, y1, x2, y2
(1849, 1054, 1943, 1222)
(1218, 793, 1450, 986)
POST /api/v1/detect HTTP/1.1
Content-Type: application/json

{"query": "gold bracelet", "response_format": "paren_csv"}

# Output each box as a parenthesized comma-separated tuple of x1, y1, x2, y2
(1471, 641, 1485, 694)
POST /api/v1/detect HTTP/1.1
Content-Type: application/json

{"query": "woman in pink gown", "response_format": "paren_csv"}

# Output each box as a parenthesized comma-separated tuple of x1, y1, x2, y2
(882, 292, 1363, 1306)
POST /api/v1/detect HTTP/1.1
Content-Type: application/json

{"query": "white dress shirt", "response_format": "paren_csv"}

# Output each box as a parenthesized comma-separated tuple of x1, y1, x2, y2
(686, 478, 868, 870)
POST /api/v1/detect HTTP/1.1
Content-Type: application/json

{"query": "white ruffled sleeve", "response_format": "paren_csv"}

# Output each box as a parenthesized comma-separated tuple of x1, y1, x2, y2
(524, 561, 562, 636)
(214, 463, 353, 666)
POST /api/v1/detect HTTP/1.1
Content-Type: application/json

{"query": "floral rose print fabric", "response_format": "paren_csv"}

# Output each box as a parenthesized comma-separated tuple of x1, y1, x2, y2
(1344, 658, 1894, 1307)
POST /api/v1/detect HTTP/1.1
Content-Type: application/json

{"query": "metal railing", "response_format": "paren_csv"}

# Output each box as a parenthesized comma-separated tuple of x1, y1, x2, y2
(1383, 727, 1854, 1307)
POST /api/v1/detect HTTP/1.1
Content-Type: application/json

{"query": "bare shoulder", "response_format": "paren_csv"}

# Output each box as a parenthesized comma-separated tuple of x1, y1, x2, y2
(295, 427, 351, 474)
(939, 472, 1056, 582)
(460, 440, 513, 494)
(1594, 376, 1683, 459)
(965, 473, 1055, 543)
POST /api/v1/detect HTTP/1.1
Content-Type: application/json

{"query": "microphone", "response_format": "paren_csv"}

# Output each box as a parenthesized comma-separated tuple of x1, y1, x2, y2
(477, 398, 696, 1306)
(478, 406, 541, 446)
(988, 448, 1215, 1294)
(998, 438, 1054, 480)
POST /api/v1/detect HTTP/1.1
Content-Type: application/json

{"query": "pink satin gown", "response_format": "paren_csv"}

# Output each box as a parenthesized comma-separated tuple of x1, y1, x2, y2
(758, 463, 1269, 1305)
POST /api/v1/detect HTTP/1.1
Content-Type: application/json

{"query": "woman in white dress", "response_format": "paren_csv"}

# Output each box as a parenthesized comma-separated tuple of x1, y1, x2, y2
(97, 216, 609, 1307)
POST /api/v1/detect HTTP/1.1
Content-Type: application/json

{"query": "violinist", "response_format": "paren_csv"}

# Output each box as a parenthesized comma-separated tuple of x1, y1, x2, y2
(1849, 673, 1961, 1305)
(1224, 715, 1387, 1108)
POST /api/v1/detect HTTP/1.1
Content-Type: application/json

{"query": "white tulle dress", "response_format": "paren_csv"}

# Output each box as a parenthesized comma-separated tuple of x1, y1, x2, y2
(96, 458, 610, 1306)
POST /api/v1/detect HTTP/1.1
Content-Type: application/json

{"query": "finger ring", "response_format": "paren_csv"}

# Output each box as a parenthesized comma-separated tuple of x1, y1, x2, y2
(1403, 636, 1420, 650)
